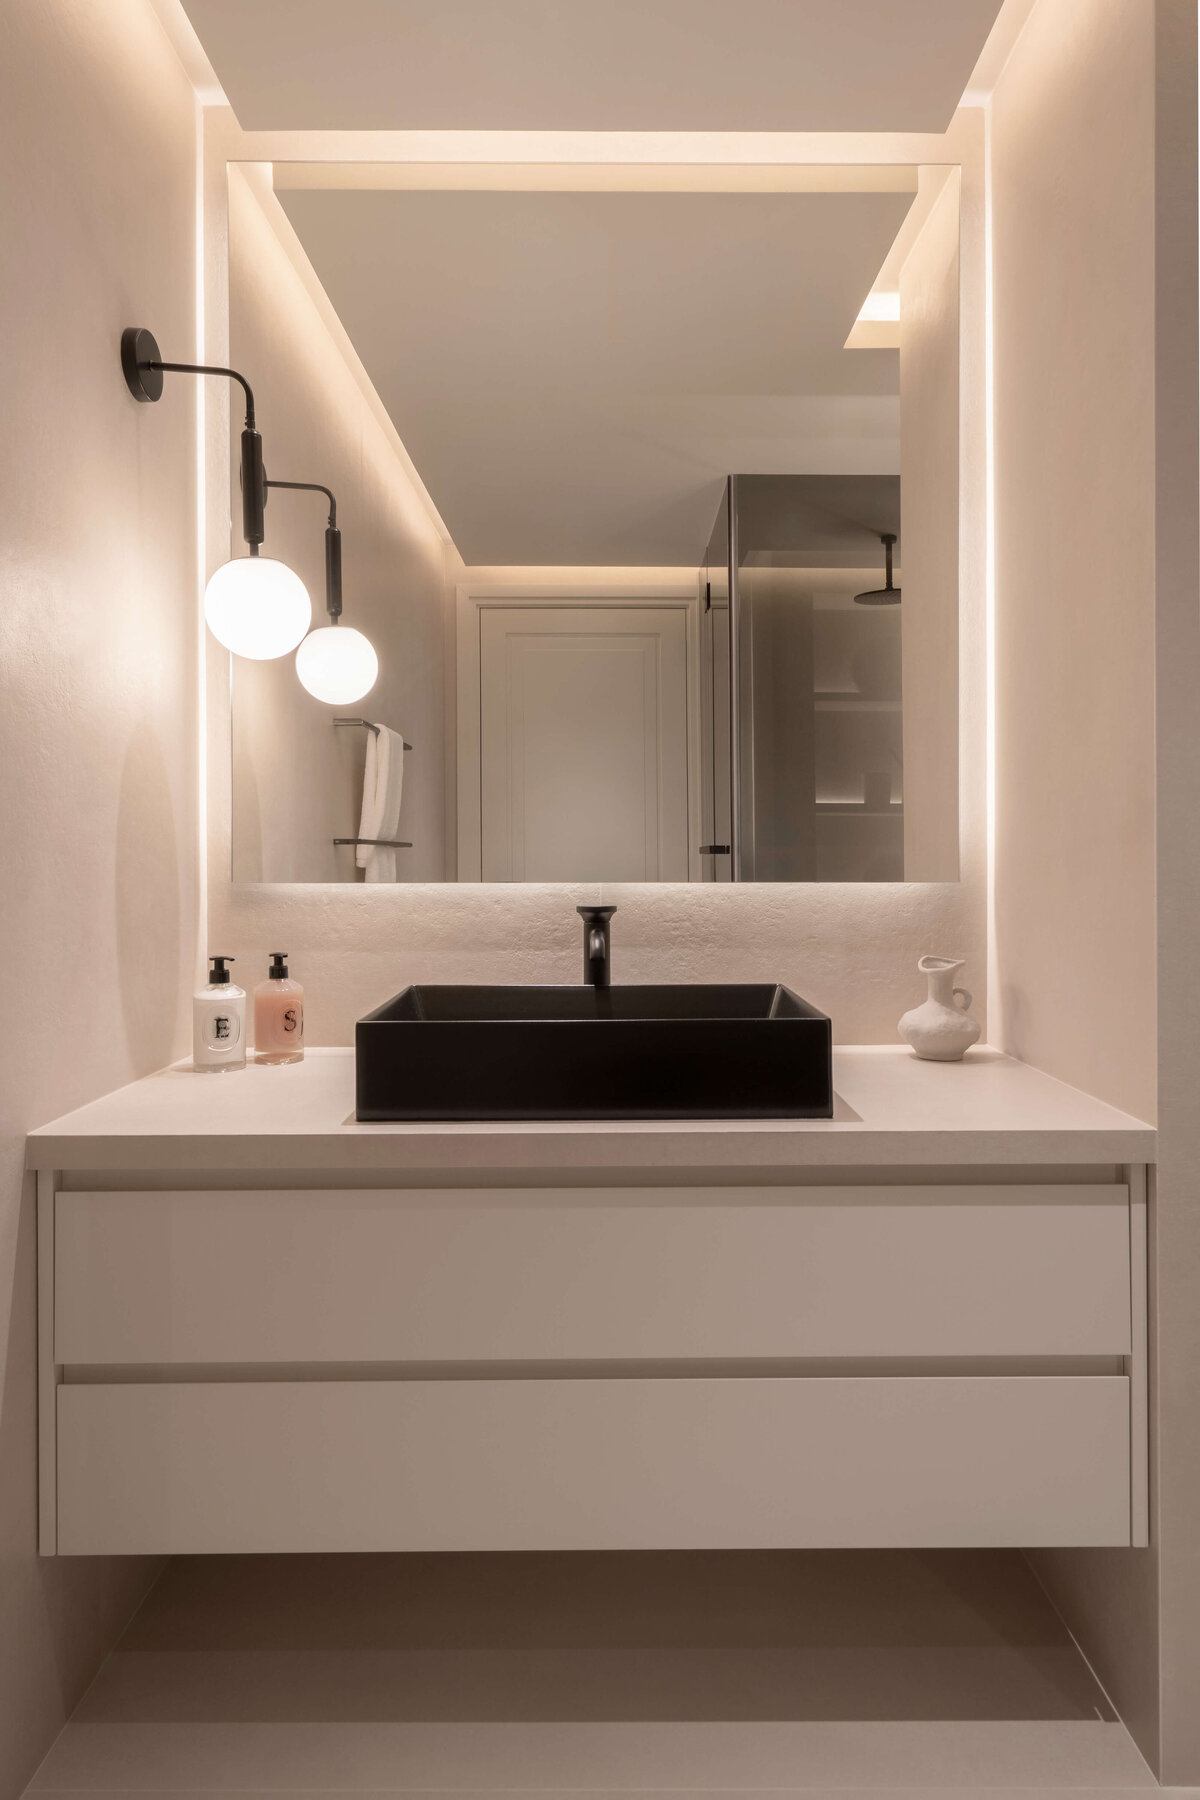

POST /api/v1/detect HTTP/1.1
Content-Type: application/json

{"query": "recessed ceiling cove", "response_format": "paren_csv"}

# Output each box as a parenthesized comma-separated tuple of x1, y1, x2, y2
(274, 188, 912, 566)
(182, 0, 1004, 133)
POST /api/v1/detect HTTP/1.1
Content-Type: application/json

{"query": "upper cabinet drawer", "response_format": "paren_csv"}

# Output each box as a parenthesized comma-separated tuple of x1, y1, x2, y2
(55, 1184, 1131, 1366)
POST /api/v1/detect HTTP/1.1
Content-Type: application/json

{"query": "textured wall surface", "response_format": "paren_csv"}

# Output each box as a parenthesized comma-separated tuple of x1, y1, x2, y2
(989, 0, 1164, 1775)
(991, 0, 1156, 1123)
(1150, 0, 1200, 1774)
(0, 2, 200, 1793)
(208, 873, 984, 1046)
(900, 169, 962, 882)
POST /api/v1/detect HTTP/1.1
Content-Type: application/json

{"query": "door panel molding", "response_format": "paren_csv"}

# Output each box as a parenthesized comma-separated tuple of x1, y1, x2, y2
(456, 583, 700, 881)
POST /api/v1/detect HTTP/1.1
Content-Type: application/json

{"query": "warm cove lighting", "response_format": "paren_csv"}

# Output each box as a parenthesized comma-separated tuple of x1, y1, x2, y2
(203, 557, 312, 660)
(856, 291, 901, 323)
(295, 624, 379, 704)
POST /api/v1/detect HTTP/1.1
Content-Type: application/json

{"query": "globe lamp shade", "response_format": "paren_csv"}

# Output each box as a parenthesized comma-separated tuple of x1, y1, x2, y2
(295, 624, 379, 704)
(203, 556, 312, 659)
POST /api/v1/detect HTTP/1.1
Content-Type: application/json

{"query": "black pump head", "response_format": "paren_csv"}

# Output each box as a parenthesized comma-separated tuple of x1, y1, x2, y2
(208, 955, 235, 985)
(269, 952, 289, 979)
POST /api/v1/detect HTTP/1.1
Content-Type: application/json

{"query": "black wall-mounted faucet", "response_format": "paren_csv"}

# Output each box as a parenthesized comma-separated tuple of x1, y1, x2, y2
(577, 905, 617, 989)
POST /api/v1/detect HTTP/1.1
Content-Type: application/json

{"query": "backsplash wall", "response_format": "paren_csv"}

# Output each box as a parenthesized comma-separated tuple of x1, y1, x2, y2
(215, 877, 984, 1046)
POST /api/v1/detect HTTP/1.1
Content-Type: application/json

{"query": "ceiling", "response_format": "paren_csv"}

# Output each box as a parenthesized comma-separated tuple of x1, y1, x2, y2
(182, 0, 1005, 133)
(275, 187, 912, 565)
(736, 475, 902, 566)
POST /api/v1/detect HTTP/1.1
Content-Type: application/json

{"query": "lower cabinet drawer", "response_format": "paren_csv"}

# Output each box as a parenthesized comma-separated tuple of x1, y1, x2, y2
(56, 1374, 1131, 1555)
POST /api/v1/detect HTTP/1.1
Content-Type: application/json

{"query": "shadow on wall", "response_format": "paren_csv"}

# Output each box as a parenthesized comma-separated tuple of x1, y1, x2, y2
(996, 977, 1030, 1067)
(115, 721, 182, 1071)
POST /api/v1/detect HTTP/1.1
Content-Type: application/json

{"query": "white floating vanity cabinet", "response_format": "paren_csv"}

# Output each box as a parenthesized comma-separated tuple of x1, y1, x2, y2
(31, 1048, 1153, 1557)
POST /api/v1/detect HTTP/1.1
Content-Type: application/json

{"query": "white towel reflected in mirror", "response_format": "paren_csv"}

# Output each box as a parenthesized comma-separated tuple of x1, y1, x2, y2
(357, 726, 406, 882)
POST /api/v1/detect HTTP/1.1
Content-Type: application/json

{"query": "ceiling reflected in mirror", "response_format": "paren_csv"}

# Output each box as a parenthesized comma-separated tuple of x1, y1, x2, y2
(275, 183, 914, 566)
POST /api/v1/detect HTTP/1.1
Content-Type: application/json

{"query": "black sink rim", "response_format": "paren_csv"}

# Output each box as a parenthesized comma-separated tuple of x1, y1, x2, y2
(359, 981, 828, 1027)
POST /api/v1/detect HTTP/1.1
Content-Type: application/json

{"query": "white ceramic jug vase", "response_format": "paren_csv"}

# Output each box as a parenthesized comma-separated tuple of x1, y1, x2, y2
(898, 955, 981, 1061)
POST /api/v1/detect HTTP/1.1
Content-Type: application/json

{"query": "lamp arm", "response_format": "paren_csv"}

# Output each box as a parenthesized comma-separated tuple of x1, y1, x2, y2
(151, 359, 257, 429)
(121, 328, 256, 425)
(263, 479, 336, 529)
(121, 327, 267, 551)
(263, 479, 342, 622)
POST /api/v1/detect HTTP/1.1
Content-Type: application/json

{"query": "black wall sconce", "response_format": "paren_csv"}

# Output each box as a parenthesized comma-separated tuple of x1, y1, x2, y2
(854, 532, 902, 605)
(121, 327, 312, 659)
(265, 479, 379, 703)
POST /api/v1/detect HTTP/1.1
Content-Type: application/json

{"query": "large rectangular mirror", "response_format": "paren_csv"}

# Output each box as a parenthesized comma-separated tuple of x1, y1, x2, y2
(230, 166, 960, 883)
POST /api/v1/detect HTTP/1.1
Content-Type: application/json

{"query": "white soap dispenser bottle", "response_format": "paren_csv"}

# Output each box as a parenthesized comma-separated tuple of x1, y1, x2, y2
(193, 955, 247, 1073)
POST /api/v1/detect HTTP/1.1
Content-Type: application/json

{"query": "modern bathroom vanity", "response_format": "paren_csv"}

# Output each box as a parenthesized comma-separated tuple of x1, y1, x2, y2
(31, 1046, 1152, 1560)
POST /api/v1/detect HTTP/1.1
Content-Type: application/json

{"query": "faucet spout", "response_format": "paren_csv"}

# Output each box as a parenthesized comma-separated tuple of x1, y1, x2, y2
(577, 904, 617, 989)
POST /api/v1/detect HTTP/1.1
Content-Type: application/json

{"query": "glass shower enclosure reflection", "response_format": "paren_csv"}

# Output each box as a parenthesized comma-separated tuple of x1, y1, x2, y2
(701, 475, 904, 882)
(699, 486, 732, 883)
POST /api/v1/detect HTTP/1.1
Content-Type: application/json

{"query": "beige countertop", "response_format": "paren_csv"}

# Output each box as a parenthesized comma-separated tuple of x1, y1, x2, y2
(27, 1045, 1155, 1174)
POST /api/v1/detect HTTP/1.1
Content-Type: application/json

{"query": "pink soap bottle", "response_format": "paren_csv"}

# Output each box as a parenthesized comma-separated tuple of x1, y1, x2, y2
(254, 952, 304, 1065)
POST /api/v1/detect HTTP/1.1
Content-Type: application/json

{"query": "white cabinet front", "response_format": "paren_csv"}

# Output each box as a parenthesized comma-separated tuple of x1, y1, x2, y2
(46, 1179, 1142, 1554)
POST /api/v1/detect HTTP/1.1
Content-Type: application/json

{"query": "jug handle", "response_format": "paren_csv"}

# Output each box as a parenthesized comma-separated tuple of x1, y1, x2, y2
(953, 987, 972, 1012)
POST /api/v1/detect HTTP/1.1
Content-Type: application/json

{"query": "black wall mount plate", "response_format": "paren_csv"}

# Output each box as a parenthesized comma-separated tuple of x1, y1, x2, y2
(120, 326, 163, 403)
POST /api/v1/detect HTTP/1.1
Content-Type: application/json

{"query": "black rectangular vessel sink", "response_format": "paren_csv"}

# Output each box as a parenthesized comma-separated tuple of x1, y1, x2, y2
(356, 984, 832, 1122)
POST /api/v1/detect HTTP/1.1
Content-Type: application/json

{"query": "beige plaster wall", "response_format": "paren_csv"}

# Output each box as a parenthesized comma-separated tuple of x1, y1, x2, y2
(990, 0, 1156, 1122)
(900, 169, 962, 882)
(1145, 0, 1200, 1779)
(0, 2, 201, 1793)
(989, 0, 1200, 1779)
(207, 123, 988, 1046)
(225, 171, 451, 888)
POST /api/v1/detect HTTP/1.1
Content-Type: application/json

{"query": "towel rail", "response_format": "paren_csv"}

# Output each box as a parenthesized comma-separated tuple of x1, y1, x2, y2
(333, 717, 412, 751)
(333, 838, 413, 849)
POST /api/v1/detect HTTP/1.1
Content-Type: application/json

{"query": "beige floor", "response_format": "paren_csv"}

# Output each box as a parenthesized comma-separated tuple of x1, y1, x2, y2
(25, 1549, 1184, 1797)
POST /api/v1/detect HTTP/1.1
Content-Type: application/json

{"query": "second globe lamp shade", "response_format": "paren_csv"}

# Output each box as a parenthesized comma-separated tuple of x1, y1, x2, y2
(295, 625, 379, 703)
